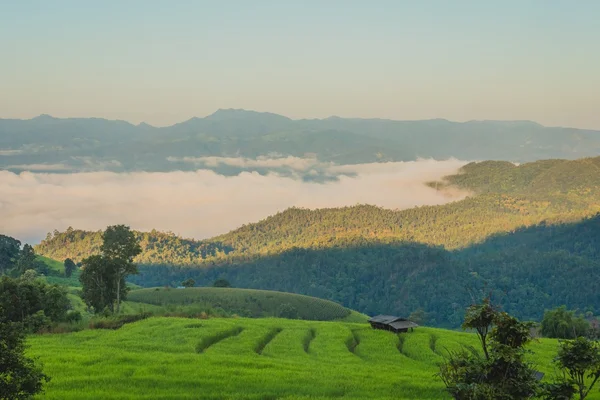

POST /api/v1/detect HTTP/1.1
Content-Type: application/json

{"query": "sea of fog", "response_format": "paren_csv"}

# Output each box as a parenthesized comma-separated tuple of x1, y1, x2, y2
(0, 157, 470, 244)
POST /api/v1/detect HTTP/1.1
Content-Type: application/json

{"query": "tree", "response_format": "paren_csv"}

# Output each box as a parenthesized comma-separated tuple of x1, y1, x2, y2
(0, 235, 21, 275)
(438, 296, 540, 399)
(542, 307, 590, 339)
(181, 278, 195, 288)
(79, 225, 141, 314)
(79, 256, 125, 313)
(64, 258, 76, 278)
(0, 312, 49, 400)
(102, 225, 141, 314)
(0, 276, 69, 331)
(462, 296, 497, 360)
(554, 337, 600, 400)
(213, 279, 231, 288)
(408, 308, 427, 326)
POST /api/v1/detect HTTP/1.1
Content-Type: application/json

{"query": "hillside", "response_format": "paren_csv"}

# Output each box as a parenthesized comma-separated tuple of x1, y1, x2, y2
(127, 287, 362, 322)
(34, 156, 600, 326)
(28, 317, 572, 400)
(3, 110, 600, 175)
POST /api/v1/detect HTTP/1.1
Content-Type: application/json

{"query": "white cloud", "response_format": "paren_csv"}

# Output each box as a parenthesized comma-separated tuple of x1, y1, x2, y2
(0, 159, 469, 243)
(168, 155, 330, 172)
(0, 149, 23, 156)
(71, 157, 123, 169)
(4, 163, 72, 171)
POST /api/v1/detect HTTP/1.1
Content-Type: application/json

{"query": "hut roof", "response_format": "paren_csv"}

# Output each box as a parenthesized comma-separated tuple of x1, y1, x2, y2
(369, 315, 419, 329)
(369, 315, 405, 324)
(389, 320, 419, 330)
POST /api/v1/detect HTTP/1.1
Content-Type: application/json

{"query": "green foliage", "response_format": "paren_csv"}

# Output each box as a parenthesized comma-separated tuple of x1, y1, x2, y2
(213, 278, 231, 288)
(0, 234, 21, 275)
(542, 307, 591, 339)
(0, 317, 49, 400)
(438, 298, 540, 399)
(127, 287, 353, 321)
(555, 337, 600, 399)
(181, 278, 195, 288)
(408, 308, 427, 325)
(87, 312, 151, 330)
(79, 255, 121, 313)
(462, 298, 497, 359)
(0, 237, 47, 277)
(63, 258, 76, 278)
(0, 276, 70, 331)
(79, 225, 141, 314)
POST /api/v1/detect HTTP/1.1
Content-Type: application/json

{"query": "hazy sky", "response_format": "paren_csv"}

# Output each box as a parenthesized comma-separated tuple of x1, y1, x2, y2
(2, 1, 599, 128)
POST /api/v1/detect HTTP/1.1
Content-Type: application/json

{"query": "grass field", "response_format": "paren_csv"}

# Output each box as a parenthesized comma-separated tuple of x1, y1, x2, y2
(128, 287, 363, 321)
(27, 317, 593, 400)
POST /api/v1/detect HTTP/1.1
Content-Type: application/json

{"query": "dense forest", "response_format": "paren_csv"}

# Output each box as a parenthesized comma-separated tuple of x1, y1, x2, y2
(34, 157, 600, 326)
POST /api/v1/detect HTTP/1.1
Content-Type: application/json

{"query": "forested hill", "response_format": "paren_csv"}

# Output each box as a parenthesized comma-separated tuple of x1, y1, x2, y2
(34, 156, 600, 326)
(2, 109, 600, 173)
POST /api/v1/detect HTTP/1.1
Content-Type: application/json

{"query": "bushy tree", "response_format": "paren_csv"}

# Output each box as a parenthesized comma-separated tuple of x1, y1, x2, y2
(213, 278, 231, 288)
(0, 311, 49, 400)
(554, 337, 600, 399)
(181, 278, 195, 288)
(542, 307, 590, 339)
(80, 225, 141, 314)
(408, 308, 427, 325)
(438, 297, 540, 399)
(0, 276, 70, 331)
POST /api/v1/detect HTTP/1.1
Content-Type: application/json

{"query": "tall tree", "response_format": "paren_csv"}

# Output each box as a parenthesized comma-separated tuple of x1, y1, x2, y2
(79, 255, 113, 313)
(101, 225, 141, 314)
(63, 258, 76, 278)
(79, 225, 141, 314)
(0, 235, 21, 275)
(15, 244, 37, 276)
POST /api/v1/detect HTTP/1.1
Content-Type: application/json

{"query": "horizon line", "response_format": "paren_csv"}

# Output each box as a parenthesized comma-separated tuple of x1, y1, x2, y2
(2, 108, 592, 131)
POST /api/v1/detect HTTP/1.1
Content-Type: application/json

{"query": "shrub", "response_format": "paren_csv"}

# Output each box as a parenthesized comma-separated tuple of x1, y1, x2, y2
(89, 312, 152, 330)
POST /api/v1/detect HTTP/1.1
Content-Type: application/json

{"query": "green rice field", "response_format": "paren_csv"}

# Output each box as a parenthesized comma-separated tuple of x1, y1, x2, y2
(27, 316, 590, 400)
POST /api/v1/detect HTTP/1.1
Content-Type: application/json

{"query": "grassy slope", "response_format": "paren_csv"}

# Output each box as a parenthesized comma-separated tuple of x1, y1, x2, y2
(27, 317, 590, 400)
(128, 287, 365, 322)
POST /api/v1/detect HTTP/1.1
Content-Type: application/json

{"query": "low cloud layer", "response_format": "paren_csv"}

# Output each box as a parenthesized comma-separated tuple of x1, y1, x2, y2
(0, 158, 469, 244)
(168, 155, 328, 172)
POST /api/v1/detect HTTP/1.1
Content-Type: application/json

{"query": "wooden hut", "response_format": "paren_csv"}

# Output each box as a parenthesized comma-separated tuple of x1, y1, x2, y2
(368, 315, 418, 333)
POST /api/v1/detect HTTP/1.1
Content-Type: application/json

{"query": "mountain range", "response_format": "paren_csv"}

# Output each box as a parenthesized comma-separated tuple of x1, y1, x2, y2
(2, 109, 600, 174)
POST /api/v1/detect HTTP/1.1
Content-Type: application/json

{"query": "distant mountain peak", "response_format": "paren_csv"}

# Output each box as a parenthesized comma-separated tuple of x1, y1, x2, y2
(32, 114, 56, 121)
(206, 108, 291, 122)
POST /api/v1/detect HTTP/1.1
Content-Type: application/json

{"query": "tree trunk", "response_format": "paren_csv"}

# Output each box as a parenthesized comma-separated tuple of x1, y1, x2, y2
(115, 275, 121, 314)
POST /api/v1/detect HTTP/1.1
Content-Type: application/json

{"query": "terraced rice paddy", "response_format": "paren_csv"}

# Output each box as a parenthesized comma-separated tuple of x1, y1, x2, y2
(27, 317, 588, 400)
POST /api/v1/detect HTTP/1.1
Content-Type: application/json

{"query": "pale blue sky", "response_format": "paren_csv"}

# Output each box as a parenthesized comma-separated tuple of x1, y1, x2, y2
(1, 0, 599, 128)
